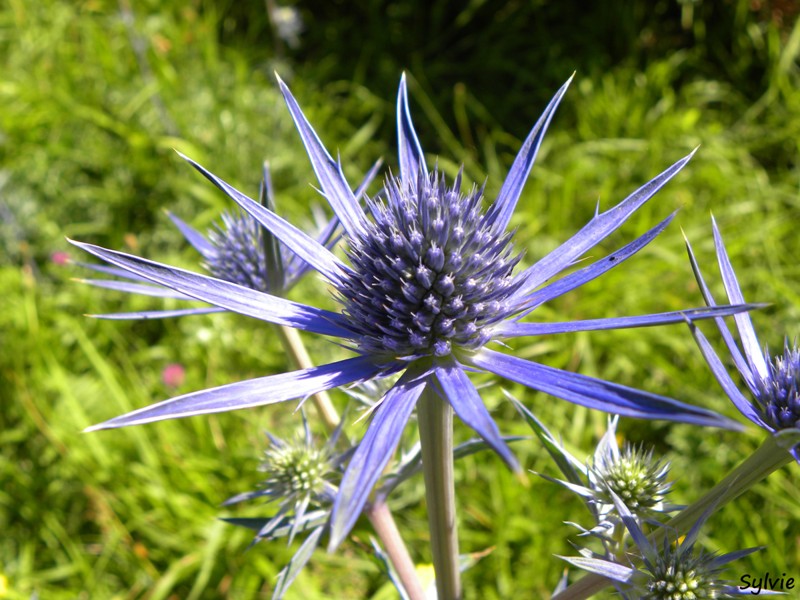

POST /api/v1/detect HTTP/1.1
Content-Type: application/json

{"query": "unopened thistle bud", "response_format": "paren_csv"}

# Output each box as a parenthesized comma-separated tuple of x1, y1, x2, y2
(592, 444, 672, 512)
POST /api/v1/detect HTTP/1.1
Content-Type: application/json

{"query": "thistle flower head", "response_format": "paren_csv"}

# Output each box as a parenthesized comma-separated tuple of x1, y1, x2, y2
(755, 342, 800, 431)
(635, 544, 738, 600)
(223, 415, 343, 547)
(685, 218, 800, 460)
(517, 403, 676, 542)
(205, 210, 273, 292)
(188, 161, 349, 297)
(75, 160, 379, 318)
(592, 443, 672, 512)
(341, 168, 521, 358)
(561, 489, 767, 599)
(222, 417, 346, 599)
(259, 431, 337, 504)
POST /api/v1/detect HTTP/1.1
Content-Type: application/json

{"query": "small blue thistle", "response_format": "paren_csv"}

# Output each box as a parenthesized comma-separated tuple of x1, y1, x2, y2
(76, 160, 379, 318)
(172, 160, 384, 297)
(73, 73, 753, 549)
(685, 217, 800, 460)
(204, 210, 275, 292)
(755, 343, 800, 431)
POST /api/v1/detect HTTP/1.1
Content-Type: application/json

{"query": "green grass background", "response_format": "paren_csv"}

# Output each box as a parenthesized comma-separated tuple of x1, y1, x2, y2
(1, 0, 799, 597)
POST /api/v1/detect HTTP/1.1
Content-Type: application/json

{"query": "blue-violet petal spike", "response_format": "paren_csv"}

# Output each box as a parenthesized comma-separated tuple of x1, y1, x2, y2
(487, 74, 572, 232)
(178, 152, 351, 285)
(167, 211, 215, 257)
(68, 240, 354, 338)
(85, 356, 385, 431)
(397, 73, 427, 182)
(511, 149, 696, 299)
(276, 75, 367, 238)
(329, 369, 428, 550)
(434, 360, 519, 471)
(468, 349, 743, 430)
(521, 213, 674, 313)
(686, 320, 768, 427)
(89, 307, 224, 320)
(684, 233, 755, 392)
(497, 304, 764, 337)
(711, 216, 769, 380)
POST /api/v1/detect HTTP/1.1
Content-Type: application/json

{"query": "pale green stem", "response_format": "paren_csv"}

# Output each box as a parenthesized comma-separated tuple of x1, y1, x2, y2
(658, 434, 792, 537)
(418, 384, 461, 600)
(275, 325, 340, 431)
(553, 435, 793, 600)
(276, 324, 425, 600)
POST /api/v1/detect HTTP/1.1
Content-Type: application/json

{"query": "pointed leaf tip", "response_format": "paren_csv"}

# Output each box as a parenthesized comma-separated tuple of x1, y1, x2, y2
(488, 77, 571, 231)
(278, 77, 366, 238)
(396, 71, 427, 183)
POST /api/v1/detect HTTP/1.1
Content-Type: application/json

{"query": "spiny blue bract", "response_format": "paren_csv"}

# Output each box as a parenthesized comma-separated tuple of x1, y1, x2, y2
(340, 169, 521, 358)
(756, 342, 800, 431)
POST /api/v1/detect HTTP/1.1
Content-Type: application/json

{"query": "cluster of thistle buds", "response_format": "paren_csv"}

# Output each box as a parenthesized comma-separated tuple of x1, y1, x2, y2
(511, 397, 779, 598)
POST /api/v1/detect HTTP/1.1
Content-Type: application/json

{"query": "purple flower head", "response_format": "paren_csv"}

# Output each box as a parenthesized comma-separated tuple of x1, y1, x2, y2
(172, 160, 379, 297)
(202, 210, 277, 293)
(73, 74, 751, 548)
(340, 167, 521, 358)
(686, 217, 800, 460)
(755, 343, 800, 430)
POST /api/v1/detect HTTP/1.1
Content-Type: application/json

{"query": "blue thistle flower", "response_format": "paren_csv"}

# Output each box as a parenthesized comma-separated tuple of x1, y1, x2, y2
(339, 167, 522, 358)
(76, 160, 379, 319)
(204, 209, 277, 292)
(685, 217, 800, 461)
(72, 74, 751, 548)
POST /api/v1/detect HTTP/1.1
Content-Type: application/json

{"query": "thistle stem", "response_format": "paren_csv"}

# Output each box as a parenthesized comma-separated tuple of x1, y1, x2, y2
(660, 434, 791, 536)
(418, 384, 461, 600)
(367, 501, 428, 600)
(276, 324, 424, 599)
(553, 435, 793, 600)
(275, 324, 341, 431)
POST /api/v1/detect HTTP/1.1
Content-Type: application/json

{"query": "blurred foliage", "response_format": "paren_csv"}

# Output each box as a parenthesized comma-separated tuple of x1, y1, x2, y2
(1, 0, 798, 598)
